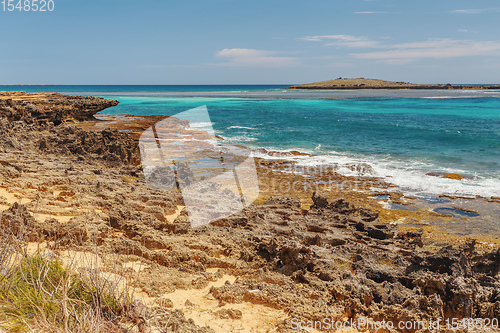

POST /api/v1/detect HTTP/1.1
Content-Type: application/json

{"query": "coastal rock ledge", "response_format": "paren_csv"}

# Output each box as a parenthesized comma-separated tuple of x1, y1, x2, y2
(0, 91, 119, 125)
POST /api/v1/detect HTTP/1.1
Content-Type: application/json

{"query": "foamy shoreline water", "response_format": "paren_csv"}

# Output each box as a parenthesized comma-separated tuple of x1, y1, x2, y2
(3, 85, 499, 199)
(247, 148, 500, 199)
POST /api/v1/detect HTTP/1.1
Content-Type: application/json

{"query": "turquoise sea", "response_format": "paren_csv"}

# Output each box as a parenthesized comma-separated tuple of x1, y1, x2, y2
(3, 85, 500, 199)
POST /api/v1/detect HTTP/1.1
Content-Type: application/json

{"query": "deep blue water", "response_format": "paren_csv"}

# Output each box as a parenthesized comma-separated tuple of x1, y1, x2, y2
(2, 85, 499, 197)
(0, 85, 288, 95)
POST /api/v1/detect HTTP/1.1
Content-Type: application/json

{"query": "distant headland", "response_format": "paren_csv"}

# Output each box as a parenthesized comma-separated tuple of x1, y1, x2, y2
(288, 78, 500, 90)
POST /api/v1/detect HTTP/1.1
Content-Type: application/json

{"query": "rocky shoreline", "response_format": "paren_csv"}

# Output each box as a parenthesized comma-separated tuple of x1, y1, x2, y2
(0, 91, 499, 332)
(0, 91, 119, 124)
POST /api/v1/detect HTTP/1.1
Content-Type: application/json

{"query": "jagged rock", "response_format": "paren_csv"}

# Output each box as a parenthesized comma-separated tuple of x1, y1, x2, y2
(38, 125, 140, 166)
(311, 192, 379, 222)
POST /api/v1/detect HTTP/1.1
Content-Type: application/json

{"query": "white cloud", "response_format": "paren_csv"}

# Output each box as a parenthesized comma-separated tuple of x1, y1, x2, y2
(215, 48, 297, 67)
(458, 29, 478, 33)
(451, 8, 500, 14)
(452, 9, 484, 14)
(352, 39, 500, 62)
(390, 39, 461, 49)
(299, 35, 382, 48)
(301, 34, 500, 63)
(354, 11, 387, 14)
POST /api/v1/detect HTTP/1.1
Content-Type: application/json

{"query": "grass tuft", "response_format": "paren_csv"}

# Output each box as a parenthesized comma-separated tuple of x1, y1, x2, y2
(0, 251, 130, 332)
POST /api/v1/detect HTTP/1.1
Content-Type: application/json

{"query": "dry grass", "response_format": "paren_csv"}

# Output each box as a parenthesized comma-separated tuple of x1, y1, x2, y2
(0, 199, 203, 332)
(0, 231, 132, 333)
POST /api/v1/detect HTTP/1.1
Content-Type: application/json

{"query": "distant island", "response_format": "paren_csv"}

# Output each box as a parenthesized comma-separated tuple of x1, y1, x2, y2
(288, 78, 500, 90)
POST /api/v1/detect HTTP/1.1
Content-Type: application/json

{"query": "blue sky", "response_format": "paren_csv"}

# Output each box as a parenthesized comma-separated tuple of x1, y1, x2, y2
(1, 0, 499, 84)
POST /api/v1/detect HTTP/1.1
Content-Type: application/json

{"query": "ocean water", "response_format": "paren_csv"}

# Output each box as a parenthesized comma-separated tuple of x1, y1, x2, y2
(2, 85, 500, 198)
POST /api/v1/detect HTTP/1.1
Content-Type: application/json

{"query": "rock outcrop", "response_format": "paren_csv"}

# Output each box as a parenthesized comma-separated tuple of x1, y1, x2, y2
(0, 91, 119, 125)
(289, 78, 500, 90)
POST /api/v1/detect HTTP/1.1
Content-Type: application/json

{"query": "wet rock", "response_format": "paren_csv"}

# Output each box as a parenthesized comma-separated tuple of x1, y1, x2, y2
(442, 173, 464, 180)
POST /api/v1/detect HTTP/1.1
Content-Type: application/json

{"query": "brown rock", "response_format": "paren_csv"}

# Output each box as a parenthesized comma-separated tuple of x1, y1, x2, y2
(215, 308, 243, 319)
(442, 173, 464, 180)
(0, 91, 119, 125)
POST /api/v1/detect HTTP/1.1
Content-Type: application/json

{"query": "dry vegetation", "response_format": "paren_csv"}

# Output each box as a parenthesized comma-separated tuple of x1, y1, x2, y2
(0, 233, 133, 333)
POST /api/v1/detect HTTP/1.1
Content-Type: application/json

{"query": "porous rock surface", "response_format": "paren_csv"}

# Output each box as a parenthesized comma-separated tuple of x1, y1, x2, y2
(0, 92, 498, 332)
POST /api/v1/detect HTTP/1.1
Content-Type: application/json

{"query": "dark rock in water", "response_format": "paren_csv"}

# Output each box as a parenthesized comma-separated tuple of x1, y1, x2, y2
(372, 194, 390, 200)
(442, 173, 464, 180)
(426, 171, 472, 180)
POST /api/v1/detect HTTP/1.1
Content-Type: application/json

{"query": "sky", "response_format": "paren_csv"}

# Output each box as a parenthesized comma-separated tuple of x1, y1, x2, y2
(1, 0, 499, 84)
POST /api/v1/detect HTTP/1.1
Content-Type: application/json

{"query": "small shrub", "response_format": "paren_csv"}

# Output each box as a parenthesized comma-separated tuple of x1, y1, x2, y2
(0, 253, 130, 332)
